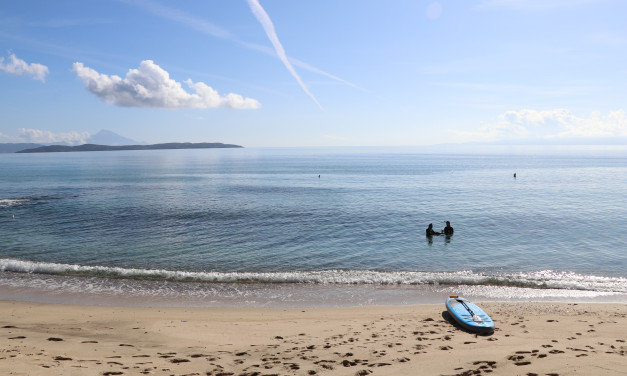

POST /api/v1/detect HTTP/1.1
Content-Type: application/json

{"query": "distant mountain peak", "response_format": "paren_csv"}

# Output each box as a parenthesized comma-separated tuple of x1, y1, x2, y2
(87, 130, 143, 146)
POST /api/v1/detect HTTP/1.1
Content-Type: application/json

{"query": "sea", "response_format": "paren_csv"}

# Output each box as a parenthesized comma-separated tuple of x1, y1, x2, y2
(1, 146, 626, 307)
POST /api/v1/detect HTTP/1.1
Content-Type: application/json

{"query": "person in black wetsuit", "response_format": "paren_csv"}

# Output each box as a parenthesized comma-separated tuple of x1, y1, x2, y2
(442, 221, 454, 236)
(426, 223, 440, 237)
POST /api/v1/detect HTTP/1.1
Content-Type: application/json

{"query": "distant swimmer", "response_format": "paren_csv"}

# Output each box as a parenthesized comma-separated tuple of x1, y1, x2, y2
(426, 223, 441, 237)
(318, 174, 320, 179)
(514, 172, 517, 178)
(442, 221, 454, 236)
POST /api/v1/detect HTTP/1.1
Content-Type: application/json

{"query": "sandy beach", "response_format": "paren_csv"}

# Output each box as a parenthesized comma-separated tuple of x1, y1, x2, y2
(0, 300, 625, 376)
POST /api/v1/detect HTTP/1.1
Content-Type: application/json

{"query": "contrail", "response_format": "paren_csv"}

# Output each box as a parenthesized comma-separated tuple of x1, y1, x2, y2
(246, 0, 323, 110)
(123, 0, 367, 95)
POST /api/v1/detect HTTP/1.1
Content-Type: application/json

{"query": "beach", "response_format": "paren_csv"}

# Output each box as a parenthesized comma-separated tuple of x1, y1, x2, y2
(1, 300, 625, 375)
(1, 149, 627, 375)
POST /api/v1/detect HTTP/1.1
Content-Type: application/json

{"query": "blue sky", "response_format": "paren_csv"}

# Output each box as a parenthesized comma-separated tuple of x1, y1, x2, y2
(1, 0, 626, 147)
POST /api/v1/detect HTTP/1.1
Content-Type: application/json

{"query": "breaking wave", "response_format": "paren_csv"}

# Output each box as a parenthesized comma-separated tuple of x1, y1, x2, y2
(0, 198, 31, 208)
(1, 258, 625, 293)
(0, 195, 62, 208)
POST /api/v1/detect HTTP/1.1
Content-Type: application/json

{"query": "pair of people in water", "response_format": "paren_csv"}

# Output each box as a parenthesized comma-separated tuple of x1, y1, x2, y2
(426, 221, 454, 237)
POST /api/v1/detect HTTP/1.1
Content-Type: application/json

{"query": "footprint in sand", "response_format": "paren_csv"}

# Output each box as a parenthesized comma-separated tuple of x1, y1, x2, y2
(169, 358, 190, 363)
(454, 360, 497, 375)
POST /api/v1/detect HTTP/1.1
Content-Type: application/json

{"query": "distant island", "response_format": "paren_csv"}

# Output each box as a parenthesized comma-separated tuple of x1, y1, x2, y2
(0, 143, 43, 153)
(16, 142, 243, 153)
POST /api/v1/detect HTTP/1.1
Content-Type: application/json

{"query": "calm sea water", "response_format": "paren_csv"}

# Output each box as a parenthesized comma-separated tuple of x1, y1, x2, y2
(1, 146, 626, 306)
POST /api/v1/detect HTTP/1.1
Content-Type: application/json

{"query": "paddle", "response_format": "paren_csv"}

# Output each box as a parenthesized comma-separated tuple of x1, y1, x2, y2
(457, 298, 483, 323)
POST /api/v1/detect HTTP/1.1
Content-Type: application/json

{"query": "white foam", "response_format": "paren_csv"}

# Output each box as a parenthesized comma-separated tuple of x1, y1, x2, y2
(0, 198, 30, 208)
(1, 258, 626, 293)
(1, 272, 624, 308)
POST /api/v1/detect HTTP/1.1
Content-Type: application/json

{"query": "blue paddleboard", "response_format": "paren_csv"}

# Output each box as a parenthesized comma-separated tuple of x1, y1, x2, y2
(445, 296, 494, 334)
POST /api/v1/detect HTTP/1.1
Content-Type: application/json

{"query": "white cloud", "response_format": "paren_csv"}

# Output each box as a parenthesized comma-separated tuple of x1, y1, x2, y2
(72, 60, 260, 109)
(551, 110, 627, 138)
(0, 132, 19, 143)
(453, 109, 627, 142)
(0, 52, 49, 82)
(246, 0, 323, 110)
(17, 128, 91, 145)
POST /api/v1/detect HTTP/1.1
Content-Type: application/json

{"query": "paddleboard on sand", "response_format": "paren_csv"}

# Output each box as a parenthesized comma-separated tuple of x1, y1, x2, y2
(446, 296, 494, 334)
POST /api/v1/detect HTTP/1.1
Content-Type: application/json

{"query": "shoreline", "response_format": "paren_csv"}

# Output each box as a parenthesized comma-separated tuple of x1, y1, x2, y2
(1, 300, 625, 375)
(2, 271, 627, 309)
(2, 279, 627, 309)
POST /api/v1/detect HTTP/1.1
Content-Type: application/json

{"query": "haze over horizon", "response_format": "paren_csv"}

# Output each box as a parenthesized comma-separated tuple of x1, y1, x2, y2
(2, 1, 627, 148)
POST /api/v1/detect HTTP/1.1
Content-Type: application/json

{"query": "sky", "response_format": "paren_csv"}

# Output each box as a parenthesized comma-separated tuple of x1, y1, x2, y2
(1, 0, 627, 147)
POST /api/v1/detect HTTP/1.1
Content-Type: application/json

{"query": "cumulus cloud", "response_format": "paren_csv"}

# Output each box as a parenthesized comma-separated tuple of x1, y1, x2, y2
(72, 60, 260, 109)
(17, 128, 91, 145)
(454, 109, 627, 142)
(0, 52, 49, 82)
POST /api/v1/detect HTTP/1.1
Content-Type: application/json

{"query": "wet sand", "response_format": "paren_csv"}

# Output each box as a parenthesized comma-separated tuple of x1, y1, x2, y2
(0, 300, 625, 375)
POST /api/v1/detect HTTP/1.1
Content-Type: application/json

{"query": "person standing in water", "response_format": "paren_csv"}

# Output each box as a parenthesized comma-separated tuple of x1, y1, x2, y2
(426, 223, 441, 237)
(442, 221, 454, 236)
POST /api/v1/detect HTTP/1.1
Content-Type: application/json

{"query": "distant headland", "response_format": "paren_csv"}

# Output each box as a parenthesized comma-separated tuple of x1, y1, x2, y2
(0, 130, 242, 153)
(15, 142, 243, 153)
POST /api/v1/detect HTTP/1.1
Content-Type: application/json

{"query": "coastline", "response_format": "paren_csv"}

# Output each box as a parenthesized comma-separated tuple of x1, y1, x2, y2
(2, 272, 627, 309)
(1, 300, 625, 375)
(2, 270, 626, 309)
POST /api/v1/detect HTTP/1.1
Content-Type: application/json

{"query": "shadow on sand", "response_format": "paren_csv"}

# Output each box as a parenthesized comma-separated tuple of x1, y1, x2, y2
(441, 311, 494, 336)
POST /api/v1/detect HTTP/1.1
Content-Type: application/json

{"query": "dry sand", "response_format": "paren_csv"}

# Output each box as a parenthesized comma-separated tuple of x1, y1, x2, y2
(0, 300, 625, 375)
